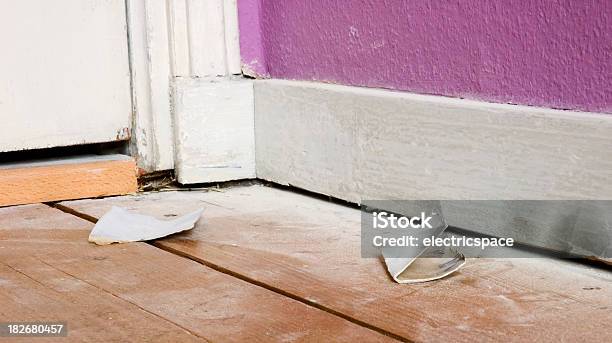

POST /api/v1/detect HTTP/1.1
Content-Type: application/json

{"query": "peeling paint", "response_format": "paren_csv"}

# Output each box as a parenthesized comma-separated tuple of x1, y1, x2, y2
(116, 127, 131, 140)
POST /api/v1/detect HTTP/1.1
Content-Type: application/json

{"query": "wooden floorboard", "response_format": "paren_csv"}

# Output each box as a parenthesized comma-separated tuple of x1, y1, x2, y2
(1, 203, 392, 342)
(0, 154, 137, 207)
(61, 185, 612, 342)
(0, 254, 202, 343)
(0, 205, 199, 342)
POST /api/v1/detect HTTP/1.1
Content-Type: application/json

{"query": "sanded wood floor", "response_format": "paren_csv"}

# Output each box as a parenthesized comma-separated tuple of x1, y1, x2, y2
(1, 185, 610, 342)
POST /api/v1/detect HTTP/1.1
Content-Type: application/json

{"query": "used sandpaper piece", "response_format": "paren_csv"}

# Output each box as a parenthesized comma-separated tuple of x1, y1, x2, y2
(89, 206, 203, 245)
(376, 202, 466, 283)
(382, 228, 466, 283)
(384, 248, 466, 283)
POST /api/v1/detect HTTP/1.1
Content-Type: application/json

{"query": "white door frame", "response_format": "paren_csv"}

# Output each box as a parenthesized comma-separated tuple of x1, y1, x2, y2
(125, 0, 243, 173)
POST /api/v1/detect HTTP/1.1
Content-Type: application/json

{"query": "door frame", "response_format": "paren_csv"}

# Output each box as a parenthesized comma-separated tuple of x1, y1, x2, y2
(125, 0, 242, 173)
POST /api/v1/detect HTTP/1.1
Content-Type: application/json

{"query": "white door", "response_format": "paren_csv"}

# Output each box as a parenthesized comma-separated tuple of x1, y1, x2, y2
(0, 0, 132, 152)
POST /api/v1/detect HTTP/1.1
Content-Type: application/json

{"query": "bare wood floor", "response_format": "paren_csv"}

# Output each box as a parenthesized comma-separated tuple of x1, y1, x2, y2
(1, 185, 610, 342)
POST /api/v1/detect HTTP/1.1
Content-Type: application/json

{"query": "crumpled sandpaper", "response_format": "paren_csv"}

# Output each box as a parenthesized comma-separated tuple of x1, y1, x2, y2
(383, 246, 466, 283)
(380, 206, 466, 284)
(89, 206, 203, 245)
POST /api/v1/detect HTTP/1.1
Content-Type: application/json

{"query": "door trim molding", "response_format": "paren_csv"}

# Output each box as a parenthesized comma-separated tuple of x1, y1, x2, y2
(125, 0, 242, 172)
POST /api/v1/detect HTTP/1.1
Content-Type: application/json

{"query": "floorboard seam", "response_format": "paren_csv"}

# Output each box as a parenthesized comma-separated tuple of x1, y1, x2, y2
(47, 203, 100, 223)
(154, 243, 411, 342)
(1, 260, 67, 296)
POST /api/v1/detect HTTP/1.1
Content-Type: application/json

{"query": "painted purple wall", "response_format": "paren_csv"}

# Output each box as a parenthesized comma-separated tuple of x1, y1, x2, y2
(238, 0, 612, 113)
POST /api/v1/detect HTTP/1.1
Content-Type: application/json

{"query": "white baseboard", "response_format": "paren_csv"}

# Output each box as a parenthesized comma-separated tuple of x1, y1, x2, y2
(255, 79, 612, 202)
(254, 80, 612, 258)
(170, 78, 612, 257)
(173, 77, 255, 184)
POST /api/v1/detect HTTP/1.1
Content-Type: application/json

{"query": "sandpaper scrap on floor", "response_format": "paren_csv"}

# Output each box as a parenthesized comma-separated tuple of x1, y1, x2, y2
(89, 206, 203, 245)
(383, 247, 466, 283)
(379, 206, 465, 283)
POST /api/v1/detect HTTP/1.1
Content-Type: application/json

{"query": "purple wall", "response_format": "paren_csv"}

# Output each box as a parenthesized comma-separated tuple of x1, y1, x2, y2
(239, 0, 612, 113)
